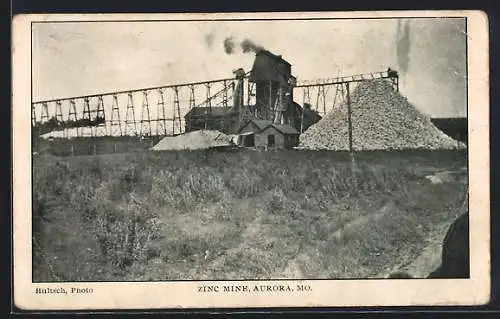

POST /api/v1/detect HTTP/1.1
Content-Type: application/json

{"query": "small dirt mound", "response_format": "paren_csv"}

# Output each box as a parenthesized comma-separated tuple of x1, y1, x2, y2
(299, 80, 466, 151)
(151, 130, 233, 151)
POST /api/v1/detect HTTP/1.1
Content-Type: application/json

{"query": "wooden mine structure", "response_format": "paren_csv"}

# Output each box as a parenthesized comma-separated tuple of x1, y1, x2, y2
(31, 50, 399, 141)
(184, 50, 308, 135)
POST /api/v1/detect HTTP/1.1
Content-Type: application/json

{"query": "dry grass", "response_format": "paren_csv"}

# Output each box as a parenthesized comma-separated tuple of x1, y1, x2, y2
(32, 149, 468, 281)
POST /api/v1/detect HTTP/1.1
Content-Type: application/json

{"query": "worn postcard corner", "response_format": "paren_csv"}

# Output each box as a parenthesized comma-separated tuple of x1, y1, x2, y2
(12, 10, 490, 311)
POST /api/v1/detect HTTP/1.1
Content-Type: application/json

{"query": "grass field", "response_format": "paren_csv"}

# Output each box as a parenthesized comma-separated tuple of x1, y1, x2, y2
(32, 148, 468, 282)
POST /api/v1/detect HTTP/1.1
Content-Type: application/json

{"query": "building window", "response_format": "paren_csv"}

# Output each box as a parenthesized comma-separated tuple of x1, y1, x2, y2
(268, 134, 275, 147)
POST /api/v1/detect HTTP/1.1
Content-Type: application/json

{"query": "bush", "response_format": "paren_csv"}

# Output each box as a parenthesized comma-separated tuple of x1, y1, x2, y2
(89, 192, 163, 271)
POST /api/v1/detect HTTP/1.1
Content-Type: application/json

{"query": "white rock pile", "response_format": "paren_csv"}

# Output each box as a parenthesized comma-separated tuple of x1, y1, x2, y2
(299, 80, 466, 151)
(151, 130, 233, 151)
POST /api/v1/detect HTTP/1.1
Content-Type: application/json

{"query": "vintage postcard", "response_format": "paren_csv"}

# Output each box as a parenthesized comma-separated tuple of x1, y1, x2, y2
(12, 11, 490, 310)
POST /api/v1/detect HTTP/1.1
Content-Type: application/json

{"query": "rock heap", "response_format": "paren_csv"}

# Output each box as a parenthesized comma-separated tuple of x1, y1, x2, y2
(151, 130, 233, 151)
(299, 80, 466, 151)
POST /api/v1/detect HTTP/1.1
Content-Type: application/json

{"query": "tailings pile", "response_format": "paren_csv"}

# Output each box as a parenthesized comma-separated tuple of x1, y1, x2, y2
(151, 130, 233, 151)
(299, 80, 465, 151)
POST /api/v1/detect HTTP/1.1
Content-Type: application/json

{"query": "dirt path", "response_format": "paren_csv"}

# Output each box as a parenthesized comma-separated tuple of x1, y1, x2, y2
(205, 168, 466, 280)
(277, 202, 395, 279)
(379, 167, 468, 278)
(381, 219, 452, 278)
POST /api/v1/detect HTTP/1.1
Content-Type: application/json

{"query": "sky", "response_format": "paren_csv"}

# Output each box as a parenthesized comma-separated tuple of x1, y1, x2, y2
(32, 17, 467, 119)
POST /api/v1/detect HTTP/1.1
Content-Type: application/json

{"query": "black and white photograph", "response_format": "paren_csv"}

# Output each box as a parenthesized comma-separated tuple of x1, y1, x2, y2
(12, 11, 489, 310)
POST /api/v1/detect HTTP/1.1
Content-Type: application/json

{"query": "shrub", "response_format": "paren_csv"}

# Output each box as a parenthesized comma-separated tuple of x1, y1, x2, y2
(224, 168, 263, 198)
(89, 192, 163, 271)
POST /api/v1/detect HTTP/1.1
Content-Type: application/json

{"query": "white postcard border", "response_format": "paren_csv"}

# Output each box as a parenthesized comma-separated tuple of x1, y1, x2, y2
(12, 11, 490, 310)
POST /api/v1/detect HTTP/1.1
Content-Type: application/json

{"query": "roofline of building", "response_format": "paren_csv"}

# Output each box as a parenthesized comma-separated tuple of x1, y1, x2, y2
(237, 118, 299, 135)
(257, 49, 291, 66)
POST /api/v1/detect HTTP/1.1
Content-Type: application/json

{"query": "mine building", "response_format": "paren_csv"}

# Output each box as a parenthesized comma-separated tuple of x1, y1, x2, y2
(247, 50, 295, 125)
(184, 49, 321, 137)
(430, 117, 468, 144)
(184, 106, 234, 132)
(236, 118, 300, 149)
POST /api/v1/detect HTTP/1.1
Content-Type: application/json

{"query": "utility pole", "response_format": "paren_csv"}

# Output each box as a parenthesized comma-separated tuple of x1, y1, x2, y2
(346, 81, 357, 188)
(346, 82, 353, 153)
(300, 103, 305, 134)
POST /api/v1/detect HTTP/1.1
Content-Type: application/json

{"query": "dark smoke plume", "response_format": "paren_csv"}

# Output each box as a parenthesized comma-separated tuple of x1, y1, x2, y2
(223, 37, 235, 54)
(396, 19, 411, 74)
(241, 38, 263, 53)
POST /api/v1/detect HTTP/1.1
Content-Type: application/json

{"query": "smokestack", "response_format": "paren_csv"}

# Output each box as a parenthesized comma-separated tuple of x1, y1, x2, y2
(231, 68, 245, 129)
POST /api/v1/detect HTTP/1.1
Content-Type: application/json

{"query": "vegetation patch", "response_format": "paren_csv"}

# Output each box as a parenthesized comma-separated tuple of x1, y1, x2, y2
(33, 149, 467, 281)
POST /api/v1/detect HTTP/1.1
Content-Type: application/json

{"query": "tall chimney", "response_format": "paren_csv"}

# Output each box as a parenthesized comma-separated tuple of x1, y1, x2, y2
(232, 68, 245, 111)
(231, 68, 246, 128)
